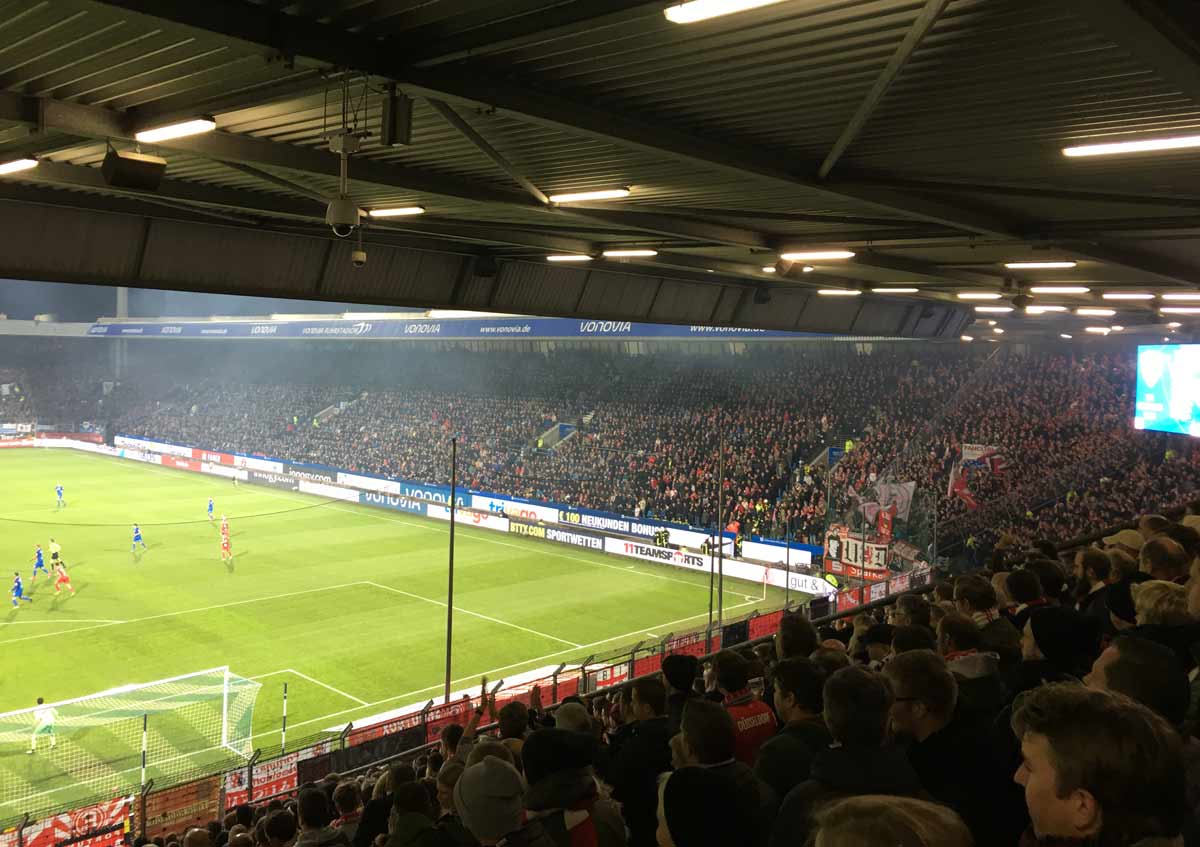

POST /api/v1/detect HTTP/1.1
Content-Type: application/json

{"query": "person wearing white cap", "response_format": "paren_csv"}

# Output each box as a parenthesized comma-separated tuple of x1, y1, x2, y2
(453, 758, 554, 847)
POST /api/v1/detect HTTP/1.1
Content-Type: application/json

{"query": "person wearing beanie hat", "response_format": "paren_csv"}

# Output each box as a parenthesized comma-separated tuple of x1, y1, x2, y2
(453, 759, 552, 847)
(1009, 608, 1096, 696)
(521, 729, 625, 847)
(661, 655, 700, 737)
(656, 767, 745, 847)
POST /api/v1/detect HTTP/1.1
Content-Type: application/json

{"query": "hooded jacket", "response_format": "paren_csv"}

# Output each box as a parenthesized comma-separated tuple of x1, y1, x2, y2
(769, 745, 924, 847)
(524, 768, 626, 847)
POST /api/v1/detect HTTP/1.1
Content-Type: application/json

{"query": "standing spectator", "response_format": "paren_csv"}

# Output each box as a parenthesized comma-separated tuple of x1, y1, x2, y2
(891, 625, 936, 655)
(954, 575, 1021, 669)
(660, 654, 700, 737)
(331, 783, 362, 843)
(771, 668, 922, 847)
(655, 767, 747, 847)
(937, 613, 1007, 726)
(295, 790, 350, 847)
(891, 594, 932, 630)
(453, 759, 555, 847)
(713, 651, 777, 765)
(755, 658, 831, 800)
(432, 762, 474, 847)
(677, 700, 777, 847)
(775, 614, 819, 661)
(521, 728, 624, 847)
(1010, 607, 1095, 696)
(604, 677, 672, 847)
(1011, 683, 1186, 845)
(1073, 549, 1113, 638)
(1141, 537, 1191, 584)
(884, 651, 1025, 847)
(808, 796, 972, 847)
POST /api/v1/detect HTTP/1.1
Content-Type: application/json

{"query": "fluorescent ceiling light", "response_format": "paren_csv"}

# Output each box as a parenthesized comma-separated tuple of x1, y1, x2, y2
(1029, 286, 1090, 294)
(957, 292, 1002, 300)
(817, 289, 860, 296)
(1060, 334, 1073, 339)
(341, 312, 419, 320)
(974, 306, 1013, 313)
(1075, 308, 1116, 316)
(546, 254, 593, 262)
(548, 188, 630, 203)
(1164, 337, 1172, 342)
(1168, 322, 1182, 328)
(0, 158, 37, 175)
(761, 266, 776, 273)
(1084, 327, 1111, 334)
(369, 206, 425, 217)
(1162, 307, 1200, 314)
(872, 287, 919, 293)
(1161, 292, 1200, 301)
(602, 249, 658, 257)
(1111, 325, 1124, 332)
(961, 335, 973, 342)
(1004, 261, 1077, 269)
(1102, 292, 1155, 300)
(801, 266, 814, 273)
(1026, 306, 1067, 314)
(134, 118, 216, 143)
(993, 327, 1004, 334)
(987, 320, 997, 326)
(779, 250, 855, 261)
(663, 0, 788, 24)
(1063, 133, 1200, 158)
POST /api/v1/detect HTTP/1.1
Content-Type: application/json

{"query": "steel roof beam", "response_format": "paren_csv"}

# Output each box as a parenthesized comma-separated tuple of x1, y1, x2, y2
(818, 0, 950, 179)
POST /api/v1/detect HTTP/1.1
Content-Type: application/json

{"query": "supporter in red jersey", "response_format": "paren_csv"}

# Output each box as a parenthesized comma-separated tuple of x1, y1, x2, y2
(713, 650, 777, 765)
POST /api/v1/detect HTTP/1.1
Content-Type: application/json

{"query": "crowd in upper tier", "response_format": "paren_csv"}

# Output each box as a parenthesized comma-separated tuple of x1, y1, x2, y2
(2, 345, 1196, 548)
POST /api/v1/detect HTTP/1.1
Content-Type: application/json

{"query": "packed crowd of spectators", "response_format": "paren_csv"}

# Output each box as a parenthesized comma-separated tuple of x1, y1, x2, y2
(141, 509, 1200, 847)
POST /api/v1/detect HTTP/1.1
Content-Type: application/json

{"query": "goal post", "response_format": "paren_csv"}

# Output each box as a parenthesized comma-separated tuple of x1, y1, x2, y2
(0, 666, 261, 818)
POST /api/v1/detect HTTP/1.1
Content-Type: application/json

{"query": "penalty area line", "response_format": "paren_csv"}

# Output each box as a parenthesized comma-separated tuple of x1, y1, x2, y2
(251, 669, 368, 706)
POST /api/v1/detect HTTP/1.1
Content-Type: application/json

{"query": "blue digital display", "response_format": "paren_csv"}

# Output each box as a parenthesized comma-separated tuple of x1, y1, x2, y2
(1134, 344, 1200, 437)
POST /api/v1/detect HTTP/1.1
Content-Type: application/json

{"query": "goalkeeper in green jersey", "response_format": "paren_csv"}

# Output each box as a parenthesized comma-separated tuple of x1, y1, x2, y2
(28, 697, 57, 753)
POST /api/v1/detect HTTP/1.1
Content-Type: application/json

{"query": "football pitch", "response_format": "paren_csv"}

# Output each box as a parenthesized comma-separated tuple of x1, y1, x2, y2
(0, 450, 784, 820)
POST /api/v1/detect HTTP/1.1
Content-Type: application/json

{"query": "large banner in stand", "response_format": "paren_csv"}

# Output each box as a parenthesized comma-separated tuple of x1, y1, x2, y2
(142, 776, 222, 839)
(223, 741, 332, 808)
(0, 797, 133, 847)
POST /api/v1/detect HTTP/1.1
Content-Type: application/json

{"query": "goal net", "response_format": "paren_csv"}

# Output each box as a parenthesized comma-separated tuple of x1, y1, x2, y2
(0, 666, 261, 820)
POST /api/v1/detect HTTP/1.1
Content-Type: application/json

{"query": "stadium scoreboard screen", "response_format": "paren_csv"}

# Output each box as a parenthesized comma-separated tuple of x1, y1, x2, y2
(1134, 344, 1200, 437)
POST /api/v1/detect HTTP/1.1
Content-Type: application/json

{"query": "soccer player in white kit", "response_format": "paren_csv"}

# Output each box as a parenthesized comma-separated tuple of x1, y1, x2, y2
(28, 697, 57, 753)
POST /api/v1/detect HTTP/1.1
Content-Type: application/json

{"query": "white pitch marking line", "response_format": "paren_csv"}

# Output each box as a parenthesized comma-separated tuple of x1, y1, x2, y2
(0, 581, 373, 646)
(0, 618, 125, 626)
(364, 580, 582, 649)
(286, 668, 369, 706)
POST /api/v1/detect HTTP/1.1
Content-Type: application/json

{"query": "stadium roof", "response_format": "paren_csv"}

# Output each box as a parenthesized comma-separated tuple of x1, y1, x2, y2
(0, 0, 1199, 339)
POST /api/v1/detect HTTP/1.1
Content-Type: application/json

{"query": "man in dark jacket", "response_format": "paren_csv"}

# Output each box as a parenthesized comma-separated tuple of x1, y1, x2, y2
(770, 667, 922, 847)
(604, 677, 672, 847)
(1073, 548, 1113, 639)
(660, 654, 699, 738)
(678, 699, 777, 847)
(522, 728, 625, 847)
(884, 650, 1028, 847)
(954, 575, 1021, 669)
(754, 658, 830, 800)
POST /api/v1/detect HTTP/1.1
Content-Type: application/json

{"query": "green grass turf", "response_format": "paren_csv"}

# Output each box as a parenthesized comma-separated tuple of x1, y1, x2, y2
(0, 450, 786, 821)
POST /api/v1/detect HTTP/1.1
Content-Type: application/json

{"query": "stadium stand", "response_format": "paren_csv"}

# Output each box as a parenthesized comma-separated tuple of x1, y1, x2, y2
(101, 509, 1200, 847)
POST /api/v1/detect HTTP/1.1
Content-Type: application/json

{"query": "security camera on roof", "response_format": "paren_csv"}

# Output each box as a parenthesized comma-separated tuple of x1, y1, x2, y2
(326, 195, 360, 238)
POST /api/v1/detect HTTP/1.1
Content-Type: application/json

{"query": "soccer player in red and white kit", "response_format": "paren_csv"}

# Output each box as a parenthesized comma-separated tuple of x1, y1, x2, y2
(53, 562, 74, 596)
(220, 515, 233, 563)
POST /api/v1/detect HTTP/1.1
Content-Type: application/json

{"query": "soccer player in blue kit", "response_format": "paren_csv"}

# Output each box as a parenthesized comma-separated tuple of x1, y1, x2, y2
(208, 497, 215, 522)
(12, 573, 32, 608)
(131, 523, 147, 551)
(31, 544, 48, 582)
(55, 484, 64, 509)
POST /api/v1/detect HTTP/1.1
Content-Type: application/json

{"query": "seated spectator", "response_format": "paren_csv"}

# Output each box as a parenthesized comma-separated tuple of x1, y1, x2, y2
(604, 677, 672, 847)
(954, 575, 1021, 668)
(937, 612, 1007, 725)
(884, 650, 1025, 847)
(295, 789, 350, 847)
(521, 728, 625, 847)
(1011, 683, 1186, 845)
(755, 658, 831, 800)
(808, 795, 972, 847)
(771, 667, 922, 847)
(713, 650, 777, 765)
(453, 759, 555, 847)
(677, 699, 777, 846)
(331, 783, 362, 843)
(660, 654, 700, 737)
(1142, 537, 1191, 584)
(655, 767, 747, 847)
(891, 625, 936, 655)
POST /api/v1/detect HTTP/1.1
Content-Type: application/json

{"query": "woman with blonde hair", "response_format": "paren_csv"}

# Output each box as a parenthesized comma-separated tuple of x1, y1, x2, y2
(1133, 579, 1193, 627)
(809, 795, 973, 847)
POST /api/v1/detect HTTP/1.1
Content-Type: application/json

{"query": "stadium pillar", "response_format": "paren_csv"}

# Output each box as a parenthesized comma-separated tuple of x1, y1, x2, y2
(115, 286, 129, 379)
(444, 437, 457, 704)
(784, 517, 790, 607)
(717, 428, 725, 632)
